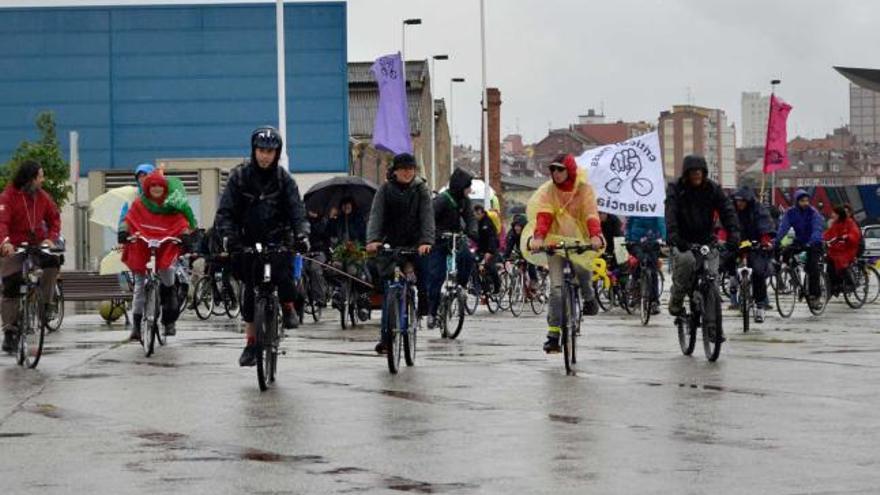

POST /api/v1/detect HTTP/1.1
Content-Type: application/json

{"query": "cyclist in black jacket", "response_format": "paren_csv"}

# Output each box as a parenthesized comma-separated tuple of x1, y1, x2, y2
(214, 126, 310, 367)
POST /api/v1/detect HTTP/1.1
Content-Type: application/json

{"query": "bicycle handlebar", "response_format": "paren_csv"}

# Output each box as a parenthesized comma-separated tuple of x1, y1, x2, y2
(13, 242, 65, 256)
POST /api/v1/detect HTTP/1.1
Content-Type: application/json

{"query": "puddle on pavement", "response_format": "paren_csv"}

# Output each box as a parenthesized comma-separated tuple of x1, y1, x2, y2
(321, 466, 368, 475)
(548, 414, 582, 425)
(299, 349, 376, 358)
(382, 476, 477, 494)
(0, 432, 33, 438)
(61, 373, 113, 380)
(27, 404, 64, 419)
(238, 448, 326, 464)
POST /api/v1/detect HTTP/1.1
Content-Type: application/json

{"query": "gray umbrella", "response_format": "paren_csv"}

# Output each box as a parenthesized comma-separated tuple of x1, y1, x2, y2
(303, 176, 378, 216)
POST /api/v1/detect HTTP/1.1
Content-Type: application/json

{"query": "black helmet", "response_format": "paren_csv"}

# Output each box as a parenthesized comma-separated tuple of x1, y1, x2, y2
(251, 126, 283, 151)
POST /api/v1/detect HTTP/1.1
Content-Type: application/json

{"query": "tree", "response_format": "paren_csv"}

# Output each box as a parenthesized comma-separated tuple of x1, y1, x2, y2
(0, 112, 73, 208)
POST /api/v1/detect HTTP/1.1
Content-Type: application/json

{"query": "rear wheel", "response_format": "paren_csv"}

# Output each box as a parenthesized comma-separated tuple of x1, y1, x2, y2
(530, 272, 548, 315)
(702, 285, 723, 362)
(774, 268, 797, 318)
(19, 292, 45, 368)
(193, 277, 214, 320)
(594, 279, 611, 312)
(223, 279, 242, 319)
(404, 287, 417, 367)
(496, 269, 511, 311)
(866, 264, 880, 304)
(339, 281, 350, 329)
(639, 271, 651, 326)
(807, 271, 830, 316)
(44, 281, 64, 333)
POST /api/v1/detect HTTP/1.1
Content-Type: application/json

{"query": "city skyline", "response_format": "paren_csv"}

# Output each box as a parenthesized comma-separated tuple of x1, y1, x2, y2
(4, 0, 879, 148)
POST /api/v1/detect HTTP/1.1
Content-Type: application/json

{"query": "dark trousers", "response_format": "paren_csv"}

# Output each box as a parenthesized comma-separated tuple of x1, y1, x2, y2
(425, 245, 473, 317)
(238, 253, 296, 323)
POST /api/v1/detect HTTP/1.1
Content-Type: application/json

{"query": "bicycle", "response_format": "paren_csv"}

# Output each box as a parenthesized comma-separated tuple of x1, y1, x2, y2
(859, 259, 880, 304)
(238, 241, 293, 391)
(533, 241, 595, 375)
(129, 234, 181, 357)
(625, 241, 663, 326)
(436, 233, 467, 339)
(733, 240, 772, 333)
(377, 246, 421, 374)
(193, 255, 240, 320)
(8, 243, 63, 369)
(465, 254, 502, 315)
(675, 243, 724, 362)
(826, 237, 869, 310)
(773, 245, 830, 318)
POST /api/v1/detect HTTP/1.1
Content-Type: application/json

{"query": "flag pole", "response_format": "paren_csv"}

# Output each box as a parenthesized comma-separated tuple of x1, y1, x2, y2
(764, 79, 781, 207)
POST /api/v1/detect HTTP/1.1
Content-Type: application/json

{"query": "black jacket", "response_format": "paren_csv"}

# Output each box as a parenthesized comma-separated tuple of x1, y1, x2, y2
(475, 216, 499, 254)
(214, 160, 309, 245)
(309, 215, 332, 253)
(665, 161, 739, 248)
(433, 168, 477, 242)
(366, 177, 434, 247)
(732, 186, 774, 242)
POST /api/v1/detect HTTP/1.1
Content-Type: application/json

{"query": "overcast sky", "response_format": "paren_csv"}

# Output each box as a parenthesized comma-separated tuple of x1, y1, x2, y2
(7, 0, 880, 147)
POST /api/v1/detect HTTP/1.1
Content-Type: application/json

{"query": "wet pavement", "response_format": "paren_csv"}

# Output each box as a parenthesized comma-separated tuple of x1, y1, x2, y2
(2, 294, 880, 494)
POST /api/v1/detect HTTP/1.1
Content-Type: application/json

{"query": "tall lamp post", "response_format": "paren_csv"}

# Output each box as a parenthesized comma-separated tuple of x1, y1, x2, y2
(430, 54, 449, 191)
(479, 0, 490, 207)
(449, 77, 466, 178)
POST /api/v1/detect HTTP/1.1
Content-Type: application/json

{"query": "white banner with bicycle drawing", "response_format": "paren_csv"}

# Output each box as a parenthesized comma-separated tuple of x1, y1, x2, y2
(575, 131, 665, 218)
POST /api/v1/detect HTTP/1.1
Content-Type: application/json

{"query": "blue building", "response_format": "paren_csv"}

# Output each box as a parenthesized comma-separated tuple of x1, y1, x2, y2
(0, 2, 348, 174)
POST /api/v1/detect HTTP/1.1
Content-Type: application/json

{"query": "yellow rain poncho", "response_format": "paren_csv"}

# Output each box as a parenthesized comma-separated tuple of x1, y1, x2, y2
(520, 155, 603, 270)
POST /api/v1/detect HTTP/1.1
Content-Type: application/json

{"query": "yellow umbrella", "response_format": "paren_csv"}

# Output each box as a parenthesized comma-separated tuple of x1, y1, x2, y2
(99, 249, 127, 275)
(90, 186, 138, 232)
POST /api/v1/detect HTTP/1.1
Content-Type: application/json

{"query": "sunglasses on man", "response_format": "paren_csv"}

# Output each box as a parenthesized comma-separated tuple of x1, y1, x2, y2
(548, 164, 566, 172)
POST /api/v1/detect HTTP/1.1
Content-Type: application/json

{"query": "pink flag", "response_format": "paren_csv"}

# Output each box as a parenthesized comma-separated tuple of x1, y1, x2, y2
(763, 94, 793, 173)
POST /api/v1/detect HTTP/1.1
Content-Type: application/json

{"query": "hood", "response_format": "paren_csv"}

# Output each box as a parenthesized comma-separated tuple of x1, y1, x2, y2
(680, 155, 709, 180)
(141, 171, 169, 205)
(512, 214, 527, 228)
(794, 189, 811, 204)
(551, 154, 579, 192)
(732, 186, 756, 204)
(135, 163, 155, 176)
(449, 168, 474, 196)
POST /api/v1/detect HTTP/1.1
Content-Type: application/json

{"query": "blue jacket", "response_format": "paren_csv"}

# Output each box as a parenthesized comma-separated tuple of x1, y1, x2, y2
(625, 216, 666, 243)
(776, 189, 824, 246)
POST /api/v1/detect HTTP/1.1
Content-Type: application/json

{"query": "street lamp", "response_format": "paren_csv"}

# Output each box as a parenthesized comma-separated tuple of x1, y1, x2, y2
(401, 18, 422, 77)
(449, 77, 466, 177)
(430, 54, 449, 190)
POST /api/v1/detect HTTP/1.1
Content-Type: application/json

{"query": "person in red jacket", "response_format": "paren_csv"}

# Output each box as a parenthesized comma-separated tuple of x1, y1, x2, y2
(823, 205, 861, 294)
(122, 171, 191, 340)
(0, 161, 61, 353)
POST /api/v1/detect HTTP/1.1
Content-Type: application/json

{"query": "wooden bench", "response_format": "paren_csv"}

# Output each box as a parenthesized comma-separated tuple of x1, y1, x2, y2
(58, 271, 133, 324)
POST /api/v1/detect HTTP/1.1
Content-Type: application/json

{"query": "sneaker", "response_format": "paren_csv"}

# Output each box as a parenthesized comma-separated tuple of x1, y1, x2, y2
(582, 298, 599, 316)
(543, 333, 561, 354)
(426, 316, 436, 330)
(374, 339, 388, 354)
(163, 322, 176, 337)
(238, 344, 258, 367)
(129, 314, 142, 341)
(755, 308, 765, 323)
(282, 306, 298, 329)
(2, 329, 18, 354)
(650, 302, 661, 315)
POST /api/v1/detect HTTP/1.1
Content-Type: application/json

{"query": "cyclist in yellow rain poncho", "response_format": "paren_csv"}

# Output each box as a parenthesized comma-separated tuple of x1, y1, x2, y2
(520, 153, 605, 354)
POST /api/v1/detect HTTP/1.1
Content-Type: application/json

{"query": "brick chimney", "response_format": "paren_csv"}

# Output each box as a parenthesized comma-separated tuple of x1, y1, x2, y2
(486, 87, 502, 209)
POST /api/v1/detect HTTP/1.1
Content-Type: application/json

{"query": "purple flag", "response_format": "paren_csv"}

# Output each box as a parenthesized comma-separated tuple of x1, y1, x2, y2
(371, 53, 412, 154)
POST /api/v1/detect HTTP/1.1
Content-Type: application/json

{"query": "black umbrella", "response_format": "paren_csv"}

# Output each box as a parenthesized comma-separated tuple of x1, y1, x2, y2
(303, 176, 378, 216)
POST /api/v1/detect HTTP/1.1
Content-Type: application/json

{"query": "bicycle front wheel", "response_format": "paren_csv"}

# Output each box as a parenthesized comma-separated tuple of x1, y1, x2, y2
(774, 268, 797, 318)
(740, 276, 751, 333)
(639, 272, 651, 326)
(702, 286, 723, 362)
(384, 287, 402, 374)
(594, 279, 610, 312)
(19, 292, 45, 368)
(224, 279, 242, 319)
(509, 274, 526, 317)
(530, 274, 548, 315)
(142, 282, 159, 357)
(404, 287, 417, 367)
(465, 275, 480, 315)
(562, 286, 576, 374)
(193, 277, 214, 320)
(255, 297, 278, 391)
(866, 264, 880, 304)
(676, 310, 696, 356)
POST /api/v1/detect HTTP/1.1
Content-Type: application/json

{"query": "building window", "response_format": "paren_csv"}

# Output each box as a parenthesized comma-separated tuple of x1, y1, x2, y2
(831, 163, 840, 172)
(812, 163, 824, 173)
(781, 178, 790, 188)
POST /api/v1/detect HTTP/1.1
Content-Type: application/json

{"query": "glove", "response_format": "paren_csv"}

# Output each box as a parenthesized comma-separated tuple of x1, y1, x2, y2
(296, 235, 310, 253)
(117, 230, 129, 244)
(223, 235, 242, 254)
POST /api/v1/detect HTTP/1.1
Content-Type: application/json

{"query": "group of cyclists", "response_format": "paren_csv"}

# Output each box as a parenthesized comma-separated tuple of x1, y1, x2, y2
(0, 124, 871, 367)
